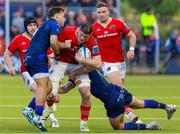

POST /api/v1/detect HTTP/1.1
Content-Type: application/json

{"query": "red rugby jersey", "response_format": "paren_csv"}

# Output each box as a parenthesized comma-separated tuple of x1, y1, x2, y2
(93, 18, 131, 63)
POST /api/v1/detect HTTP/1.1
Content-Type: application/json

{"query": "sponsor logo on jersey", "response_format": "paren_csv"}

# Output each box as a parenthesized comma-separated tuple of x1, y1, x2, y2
(107, 66, 111, 71)
(110, 24, 115, 30)
(21, 42, 26, 45)
(96, 28, 101, 31)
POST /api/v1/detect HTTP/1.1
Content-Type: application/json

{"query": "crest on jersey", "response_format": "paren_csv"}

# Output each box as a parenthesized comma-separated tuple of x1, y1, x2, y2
(92, 45, 99, 54)
(110, 24, 115, 30)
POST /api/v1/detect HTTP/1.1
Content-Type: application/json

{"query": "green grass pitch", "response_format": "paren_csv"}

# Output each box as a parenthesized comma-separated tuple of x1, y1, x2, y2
(0, 74, 180, 133)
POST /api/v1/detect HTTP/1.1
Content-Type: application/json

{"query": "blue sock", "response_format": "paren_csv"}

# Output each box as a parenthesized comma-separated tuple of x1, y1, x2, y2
(35, 105, 44, 116)
(28, 97, 36, 110)
(124, 122, 146, 130)
(144, 100, 166, 109)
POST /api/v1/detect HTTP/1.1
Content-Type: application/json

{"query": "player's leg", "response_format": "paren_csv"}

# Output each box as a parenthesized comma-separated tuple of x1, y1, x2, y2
(129, 96, 177, 120)
(108, 113, 160, 130)
(22, 72, 38, 125)
(32, 76, 50, 131)
(102, 62, 141, 122)
(76, 74, 91, 132)
(44, 61, 66, 127)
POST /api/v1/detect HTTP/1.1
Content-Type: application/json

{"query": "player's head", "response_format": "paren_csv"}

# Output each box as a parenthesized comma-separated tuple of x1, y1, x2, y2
(24, 16, 38, 36)
(77, 22, 92, 44)
(48, 6, 66, 26)
(96, 2, 110, 23)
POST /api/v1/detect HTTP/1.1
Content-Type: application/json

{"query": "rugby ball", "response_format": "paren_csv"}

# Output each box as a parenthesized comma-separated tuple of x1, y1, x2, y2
(78, 46, 91, 59)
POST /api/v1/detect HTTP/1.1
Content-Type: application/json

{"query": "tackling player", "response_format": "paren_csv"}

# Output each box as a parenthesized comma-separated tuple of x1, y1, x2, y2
(93, 2, 140, 122)
(60, 69, 176, 130)
(24, 7, 70, 131)
(47, 22, 101, 131)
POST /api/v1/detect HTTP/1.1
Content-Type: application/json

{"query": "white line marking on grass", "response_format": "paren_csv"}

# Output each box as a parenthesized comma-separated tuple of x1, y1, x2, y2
(0, 105, 104, 108)
(1, 133, 180, 134)
(0, 104, 180, 108)
(1, 96, 180, 99)
(0, 117, 180, 120)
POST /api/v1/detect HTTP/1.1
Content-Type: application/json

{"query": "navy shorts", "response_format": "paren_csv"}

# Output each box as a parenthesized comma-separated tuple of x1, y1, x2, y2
(106, 87, 133, 118)
(24, 53, 49, 77)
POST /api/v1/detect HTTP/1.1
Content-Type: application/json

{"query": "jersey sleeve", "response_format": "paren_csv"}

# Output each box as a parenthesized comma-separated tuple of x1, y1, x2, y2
(86, 36, 100, 57)
(50, 21, 61, 36)
(47, 48, 53, 55)
(118, 19, 131, 35)
(8, 36, 19, 54)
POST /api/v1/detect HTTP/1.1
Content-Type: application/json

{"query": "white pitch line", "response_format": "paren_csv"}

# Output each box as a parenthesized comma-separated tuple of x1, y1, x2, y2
(0, 117, 180, 120)
(0, 105, 104, 108)
(1, 133, 180, 134)
(1, 96, 180, 99)
(1, 85, 179, 90)
(0, 104, 180, 108)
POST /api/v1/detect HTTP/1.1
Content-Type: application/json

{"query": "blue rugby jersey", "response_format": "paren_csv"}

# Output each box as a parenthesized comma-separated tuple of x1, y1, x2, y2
(26, 18, 61, 55)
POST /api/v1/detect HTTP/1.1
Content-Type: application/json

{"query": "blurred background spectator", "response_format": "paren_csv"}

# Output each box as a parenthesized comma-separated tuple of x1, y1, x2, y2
(140, 7, 157, 70)
(0, 0, 179, 74)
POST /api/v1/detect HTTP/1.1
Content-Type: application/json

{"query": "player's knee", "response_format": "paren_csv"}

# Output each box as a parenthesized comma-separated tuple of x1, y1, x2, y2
(55, 94, 60, 103)
(47, 93, 56, 106)
(76, 80, 90, 89)
(112, 122, 124, 130)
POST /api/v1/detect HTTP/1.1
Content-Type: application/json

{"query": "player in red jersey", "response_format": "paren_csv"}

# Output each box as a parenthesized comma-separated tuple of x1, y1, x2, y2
(3, 16, 59, 128)
(47, 22, 101, 131)
(93, 2, 141, 123)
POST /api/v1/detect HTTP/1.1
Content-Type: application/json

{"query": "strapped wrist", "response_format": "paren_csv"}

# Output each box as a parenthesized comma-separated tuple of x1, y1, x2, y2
(129, 47, 135, 51)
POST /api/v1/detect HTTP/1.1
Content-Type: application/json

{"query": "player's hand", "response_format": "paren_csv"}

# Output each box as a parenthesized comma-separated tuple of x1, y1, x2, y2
(58, 86, 67, 94)
(9, 67, 16, 76)
(64, 40, 72, 48)
(127, 50, 135, 61)
(75, 51, 85, 63)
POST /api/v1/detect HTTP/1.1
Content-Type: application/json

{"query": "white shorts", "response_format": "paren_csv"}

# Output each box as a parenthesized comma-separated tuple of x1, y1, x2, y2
(22, 71, 36, 91)
(101, 61, 126, 79)
(49, 61, 90, 95)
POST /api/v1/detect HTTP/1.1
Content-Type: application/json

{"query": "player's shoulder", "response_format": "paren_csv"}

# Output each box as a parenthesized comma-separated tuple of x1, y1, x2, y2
(111, 18, 124, 25)
(87, 34, 96, 43)
(11, 34, 24, 43)
(93, 21, 100, 28)
(14, 34, 24, 40)
(63, 26, 77, 32)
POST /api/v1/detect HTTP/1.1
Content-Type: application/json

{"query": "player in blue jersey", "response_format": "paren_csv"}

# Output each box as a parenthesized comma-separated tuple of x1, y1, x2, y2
(24, 7, 71, 131)
(59, 60, 176, 130)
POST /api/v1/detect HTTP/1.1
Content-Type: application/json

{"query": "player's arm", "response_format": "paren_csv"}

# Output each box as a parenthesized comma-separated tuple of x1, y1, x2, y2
(3, 49, 16, 76)
(0, 62, 4, 71)
(50, 35, 61, 57)
(126, 31, 137, 61)
(75, 52, 101, 68)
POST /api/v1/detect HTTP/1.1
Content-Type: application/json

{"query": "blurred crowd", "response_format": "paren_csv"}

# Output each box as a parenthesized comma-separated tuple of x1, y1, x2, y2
(0, 0, 179, 73)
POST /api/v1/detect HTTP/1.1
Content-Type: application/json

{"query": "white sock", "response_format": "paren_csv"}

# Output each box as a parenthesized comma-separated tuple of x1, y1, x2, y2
(49, 113, 57, 122)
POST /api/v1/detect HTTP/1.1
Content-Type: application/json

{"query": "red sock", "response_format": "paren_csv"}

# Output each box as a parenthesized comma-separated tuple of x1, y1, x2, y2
(124, 105, 132, 114)
(80, 105, 91, 121)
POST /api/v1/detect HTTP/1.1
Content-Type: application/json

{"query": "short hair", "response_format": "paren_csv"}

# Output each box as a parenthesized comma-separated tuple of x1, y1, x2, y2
(96, 2, 109, 9)
(80, 22, 93, 35)
(48, 6, 64, 18)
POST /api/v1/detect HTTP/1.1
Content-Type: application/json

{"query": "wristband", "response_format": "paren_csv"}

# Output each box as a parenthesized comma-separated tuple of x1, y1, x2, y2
(129, 47, 135, 51)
